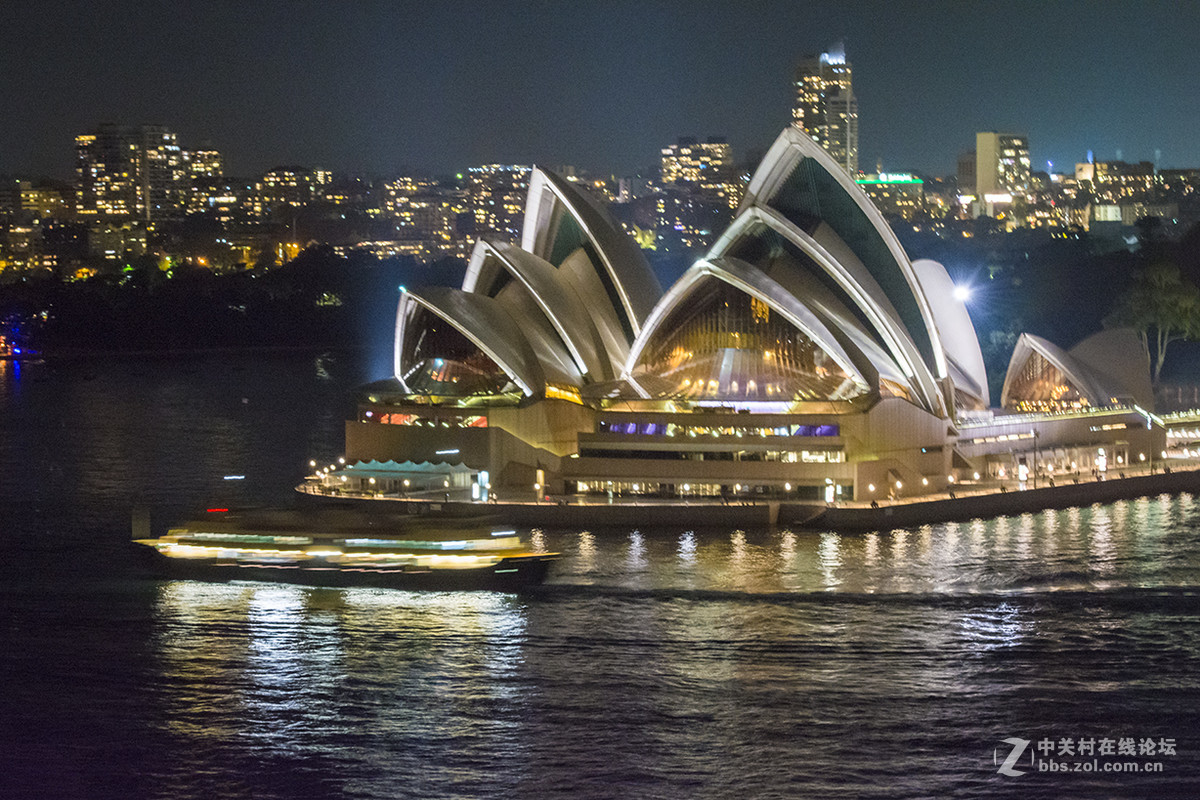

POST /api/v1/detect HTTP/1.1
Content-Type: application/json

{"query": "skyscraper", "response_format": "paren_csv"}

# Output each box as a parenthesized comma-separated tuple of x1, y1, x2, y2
(975, 132, 1030, 197)
(75, 124, 184, 221)
(75, 127, 138, 219)
(792, 41, 858, 174)
(137, 125, 185, 221)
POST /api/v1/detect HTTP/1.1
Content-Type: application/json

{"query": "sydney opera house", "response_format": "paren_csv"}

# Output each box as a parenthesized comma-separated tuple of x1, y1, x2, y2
(329, 127, 1165, 503)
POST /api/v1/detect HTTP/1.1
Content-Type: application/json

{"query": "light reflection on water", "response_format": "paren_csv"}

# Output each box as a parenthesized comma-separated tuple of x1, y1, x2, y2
(153, 581, 534, 778)
(677, 530, 697, 565)
(532, 494, 1200, 596)
(817, 531, 841, 589)
(626, 530, 647, 572)
(6, 355, 1200, 798)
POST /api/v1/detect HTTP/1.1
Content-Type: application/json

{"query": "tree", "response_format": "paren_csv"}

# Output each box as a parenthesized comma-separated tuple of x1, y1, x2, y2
(1134, 215, 1165, 254)
(1105, 260, 1200, 384)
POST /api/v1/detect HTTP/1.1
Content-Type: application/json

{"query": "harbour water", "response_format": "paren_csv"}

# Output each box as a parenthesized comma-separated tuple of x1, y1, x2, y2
(2, 352, 1198, 798)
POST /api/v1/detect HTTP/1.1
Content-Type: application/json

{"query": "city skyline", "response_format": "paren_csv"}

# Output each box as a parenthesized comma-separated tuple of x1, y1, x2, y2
(3, 2, 1200, 180)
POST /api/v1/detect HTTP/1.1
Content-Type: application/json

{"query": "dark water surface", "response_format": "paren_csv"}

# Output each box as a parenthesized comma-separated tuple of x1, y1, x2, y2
(2, 353, 1198, 799)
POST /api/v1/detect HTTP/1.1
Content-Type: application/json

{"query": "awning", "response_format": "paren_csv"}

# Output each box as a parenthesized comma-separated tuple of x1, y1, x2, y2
(339, 460, 475, 480)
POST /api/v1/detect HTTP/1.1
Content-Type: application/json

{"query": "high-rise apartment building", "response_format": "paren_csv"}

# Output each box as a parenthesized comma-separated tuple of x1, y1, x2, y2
(256, 166, 317, 214)
(75, 124, 185, 221)
(138, 125, 185, 221)
(975, 132, 1031, 198)
(792, 41, 858, 174)
(660, 137, 739, 207)
(76, 127, 137, 219)
(184, 149, 223, 179)
(465, 165, 530, 243)
(1075, 160, 1158, 204)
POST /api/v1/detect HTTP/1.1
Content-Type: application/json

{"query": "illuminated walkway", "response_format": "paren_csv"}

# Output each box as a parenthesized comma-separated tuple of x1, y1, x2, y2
(296, 460, 1200, 532)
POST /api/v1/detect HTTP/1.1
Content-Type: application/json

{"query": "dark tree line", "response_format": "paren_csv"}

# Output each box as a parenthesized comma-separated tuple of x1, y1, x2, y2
(0, 246, 465, 353)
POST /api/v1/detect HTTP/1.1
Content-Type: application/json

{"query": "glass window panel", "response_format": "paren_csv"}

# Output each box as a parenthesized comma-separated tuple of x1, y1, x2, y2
(635, 280, 864, 402)
(399, 307, 517, 396)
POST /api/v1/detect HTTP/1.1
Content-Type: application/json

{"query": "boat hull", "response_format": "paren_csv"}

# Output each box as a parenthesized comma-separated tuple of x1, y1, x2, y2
(146, 551, 556, 591)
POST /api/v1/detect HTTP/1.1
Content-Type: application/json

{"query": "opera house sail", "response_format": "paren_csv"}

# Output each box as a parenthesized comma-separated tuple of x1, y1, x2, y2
(326, 127, 1163, 504)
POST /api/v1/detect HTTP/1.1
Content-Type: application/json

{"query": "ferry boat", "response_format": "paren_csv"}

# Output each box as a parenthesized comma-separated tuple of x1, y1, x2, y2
(134, 508, 558, 591)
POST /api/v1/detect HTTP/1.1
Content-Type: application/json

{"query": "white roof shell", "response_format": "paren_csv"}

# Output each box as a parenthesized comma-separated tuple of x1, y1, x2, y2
(522, 168, 662, 340)
(462, 239, 612, 380)
(709, 127, 949, 416)
(911, 258, 990, 408)
(1001, 330, 1153, 410)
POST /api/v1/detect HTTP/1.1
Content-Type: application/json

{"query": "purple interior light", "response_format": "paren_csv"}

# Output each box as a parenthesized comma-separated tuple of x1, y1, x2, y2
(793, 424, 839, 436)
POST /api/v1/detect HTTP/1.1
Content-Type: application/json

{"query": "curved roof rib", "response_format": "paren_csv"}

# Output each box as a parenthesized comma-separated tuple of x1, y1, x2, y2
(394, 287, 545, 397)
(710, 205, 944, 414)
(462, 239, 613, 380)
(911, 258, 990, 409)
(461, 239, 509, 297)
(736, 126, 949, 387)
(521, 168, 662, 341)
(625, 256, 875, 401)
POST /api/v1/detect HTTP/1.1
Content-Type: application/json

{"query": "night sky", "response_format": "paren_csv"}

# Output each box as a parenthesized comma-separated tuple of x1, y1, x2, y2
(3, 0, 1199, 180)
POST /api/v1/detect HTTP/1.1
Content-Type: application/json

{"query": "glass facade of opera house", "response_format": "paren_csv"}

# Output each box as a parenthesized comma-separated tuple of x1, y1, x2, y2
(326, 127, 1165, 503)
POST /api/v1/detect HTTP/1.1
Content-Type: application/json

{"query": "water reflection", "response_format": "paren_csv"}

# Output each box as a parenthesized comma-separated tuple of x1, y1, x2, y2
(8, 352, 1200, 800)
(863, 532, 880, 567)
(1091, 503, 1115, 574)
(126, 489, 1200, 799)
(152, 579, 532, 782)
(576, 531, 596, 573)
(778, 530, 797, 564)
(524, 491, 1200, 596)
(817, 532, 841, 589)
(729, 530, 747, 565)
(627, 531, 647, 572)
(677, 531, 697, 566)
(959, 602, 1028, 652)
(1015, 513, 1034, 561)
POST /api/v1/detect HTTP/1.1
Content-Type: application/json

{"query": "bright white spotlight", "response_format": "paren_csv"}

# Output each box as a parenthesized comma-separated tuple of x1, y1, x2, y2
(952, 284, 972, 302)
